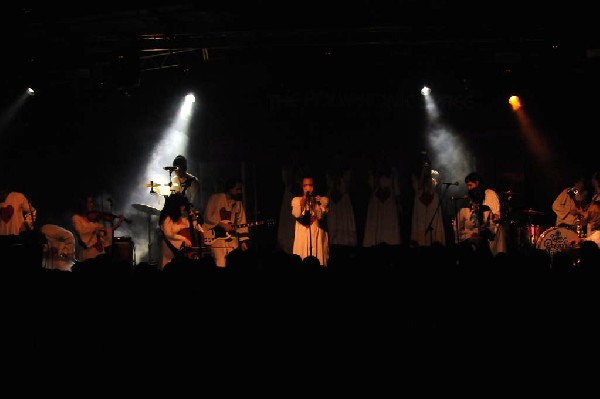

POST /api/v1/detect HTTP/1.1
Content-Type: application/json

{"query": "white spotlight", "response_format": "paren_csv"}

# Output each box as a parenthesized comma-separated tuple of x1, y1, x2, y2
(421, 86, 431, 96)
(185, 94, 195, 103)
(26, 87, 35, 96)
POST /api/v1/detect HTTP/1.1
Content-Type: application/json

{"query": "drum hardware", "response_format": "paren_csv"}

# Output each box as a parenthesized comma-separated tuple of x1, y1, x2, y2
(131, 203, 161, 216)
(521, 209, 544, 216)
(536, 226, 579, 255)
(163, 166, 179, 195)
(144, 182, 179, 196)
(144, 182, 178, 189)
(132, 203, 161, 263)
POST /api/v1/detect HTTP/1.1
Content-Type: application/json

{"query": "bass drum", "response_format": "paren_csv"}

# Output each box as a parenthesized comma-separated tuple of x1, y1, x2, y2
(535, 226, 578, 254)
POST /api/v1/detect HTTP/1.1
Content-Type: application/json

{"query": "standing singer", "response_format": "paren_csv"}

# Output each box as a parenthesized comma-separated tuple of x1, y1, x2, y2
(202, 178, 250, 268)
(291, 176, 329, 266)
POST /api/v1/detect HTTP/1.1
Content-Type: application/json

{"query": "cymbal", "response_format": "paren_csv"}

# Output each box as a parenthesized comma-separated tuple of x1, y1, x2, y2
(144, 182, 179, 188)
(502, 190, 520, 196)
(131, 203, 161, 216)
(521, 209, 544, 216)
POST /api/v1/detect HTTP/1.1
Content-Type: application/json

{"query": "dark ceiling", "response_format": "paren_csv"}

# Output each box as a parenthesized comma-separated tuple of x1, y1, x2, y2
(3, 1, 598, 94)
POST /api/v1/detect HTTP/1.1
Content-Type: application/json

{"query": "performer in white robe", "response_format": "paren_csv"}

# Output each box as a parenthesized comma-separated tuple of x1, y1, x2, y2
(410, 158, 445, 247)
(291, 177, 329, 266)
(362, 159, 402, 247)
(326, 167, 357, 247)
(41, 224, 76, 271)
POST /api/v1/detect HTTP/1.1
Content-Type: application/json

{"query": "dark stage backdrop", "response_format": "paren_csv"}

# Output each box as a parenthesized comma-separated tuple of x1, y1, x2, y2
(1, 46, 599, 253)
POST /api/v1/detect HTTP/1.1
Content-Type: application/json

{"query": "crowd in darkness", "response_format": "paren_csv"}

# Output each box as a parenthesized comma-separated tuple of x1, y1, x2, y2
(6, 240, 600, 360)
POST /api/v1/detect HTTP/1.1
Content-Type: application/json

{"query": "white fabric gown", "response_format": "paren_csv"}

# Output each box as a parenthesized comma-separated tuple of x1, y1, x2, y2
(291, 196, 329, 266)
(362, 170, 402, 247)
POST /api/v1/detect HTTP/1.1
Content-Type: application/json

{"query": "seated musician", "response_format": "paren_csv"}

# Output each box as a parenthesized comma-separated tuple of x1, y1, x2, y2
(159, 193, 204, 270)
(72, 195, 125, 262)
(552, 175, 587, 232)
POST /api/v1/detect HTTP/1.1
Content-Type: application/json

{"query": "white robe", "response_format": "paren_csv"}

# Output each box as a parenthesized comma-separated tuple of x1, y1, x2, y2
(160, 215, 203, 269)
(72, 214, 113, 262)
(410, 176, 445, 246)
(202, 193, 249, 267)
(291, 196, 329, 266)
(326, 170, 357, 247)
(41, 224, 76, 271)
(552, 188, 583, 227)
(362, 170, 402, 247)
(483, 188, 506, 256)
(456, 206, 497, 250)
(0, 192, 36, 236)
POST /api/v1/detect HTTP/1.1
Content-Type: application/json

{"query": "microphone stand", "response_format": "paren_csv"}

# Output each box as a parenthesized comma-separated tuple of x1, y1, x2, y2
(168, 170, 175, 196)
(107, 196, 114, 257)
(306, 194, 313, 258)
(425, 183, 452, 246)
(453, 198, 460, 246)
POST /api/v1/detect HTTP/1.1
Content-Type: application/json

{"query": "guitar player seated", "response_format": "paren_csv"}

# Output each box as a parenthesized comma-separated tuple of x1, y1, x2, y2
(159, 193, 204, 270)
(202, 178, 250, 268)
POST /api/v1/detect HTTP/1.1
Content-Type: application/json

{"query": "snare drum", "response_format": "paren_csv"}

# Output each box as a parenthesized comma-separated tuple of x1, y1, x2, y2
(535, 226, 579, 255)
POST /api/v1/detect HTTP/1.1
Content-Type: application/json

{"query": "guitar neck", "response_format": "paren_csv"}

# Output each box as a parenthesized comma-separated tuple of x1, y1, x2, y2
(230, 221, 263, 229)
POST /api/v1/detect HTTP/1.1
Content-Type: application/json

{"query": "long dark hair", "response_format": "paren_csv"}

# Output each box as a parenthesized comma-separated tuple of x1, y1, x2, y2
(159, 193, 190, 226)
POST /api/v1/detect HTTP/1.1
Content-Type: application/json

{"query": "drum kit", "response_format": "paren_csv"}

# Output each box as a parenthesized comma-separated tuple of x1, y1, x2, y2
(130, 166, 188, 263)
(502, 190, 582, 256)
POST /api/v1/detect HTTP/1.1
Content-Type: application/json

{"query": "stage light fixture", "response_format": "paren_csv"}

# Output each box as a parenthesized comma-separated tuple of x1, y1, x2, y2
(508, 95, 521, 111)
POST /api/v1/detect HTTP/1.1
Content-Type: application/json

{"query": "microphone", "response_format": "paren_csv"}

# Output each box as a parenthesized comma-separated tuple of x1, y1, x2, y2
(443, 181, 460, 186)
(163, 166, 179, 172)
(451, 196, 469, 200)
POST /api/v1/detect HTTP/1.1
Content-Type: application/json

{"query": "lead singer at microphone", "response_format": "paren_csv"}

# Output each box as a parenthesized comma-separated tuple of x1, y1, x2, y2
(291, 176, 329, 266)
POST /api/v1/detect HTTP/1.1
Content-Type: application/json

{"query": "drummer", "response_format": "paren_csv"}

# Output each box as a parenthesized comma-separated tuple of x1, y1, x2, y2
(552, 174, 587, 232)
